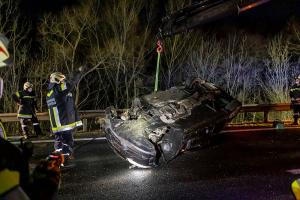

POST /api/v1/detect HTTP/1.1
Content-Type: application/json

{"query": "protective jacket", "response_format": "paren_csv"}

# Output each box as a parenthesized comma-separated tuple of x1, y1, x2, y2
(12, 90, 38, 118)
(46, 72, 82, 133)
(290, 84, 300, 105)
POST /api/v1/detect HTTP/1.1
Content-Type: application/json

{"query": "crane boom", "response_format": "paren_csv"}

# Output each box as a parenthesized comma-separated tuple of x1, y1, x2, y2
(159, 0, 272, 37)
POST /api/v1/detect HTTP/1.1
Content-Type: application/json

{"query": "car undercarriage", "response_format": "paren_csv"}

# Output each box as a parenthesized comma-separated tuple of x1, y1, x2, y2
(105, 79, 241, 168)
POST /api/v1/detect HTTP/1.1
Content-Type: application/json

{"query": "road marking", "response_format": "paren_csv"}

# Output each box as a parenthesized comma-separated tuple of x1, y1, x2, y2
(9, 137, 106, 144)
(221, 126, 300, 133)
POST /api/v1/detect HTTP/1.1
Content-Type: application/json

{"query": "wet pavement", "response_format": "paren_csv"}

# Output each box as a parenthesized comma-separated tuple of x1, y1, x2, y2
(31, 129, 300, 200)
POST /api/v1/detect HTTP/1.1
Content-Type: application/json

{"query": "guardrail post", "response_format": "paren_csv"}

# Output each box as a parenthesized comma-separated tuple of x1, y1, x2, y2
(264, 111, 268, 123)
(83, 118, 88, 132)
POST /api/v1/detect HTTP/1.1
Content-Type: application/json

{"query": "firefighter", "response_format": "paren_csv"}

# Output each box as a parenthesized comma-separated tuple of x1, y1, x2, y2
(12, 82, 42, 139)
(46, 68, 83, 160)
(290, 77, 300, 125)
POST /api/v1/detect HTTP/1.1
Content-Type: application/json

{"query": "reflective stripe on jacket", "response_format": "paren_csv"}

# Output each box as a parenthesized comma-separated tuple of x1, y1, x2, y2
(12, 90, 37, 119)
(46, 73, 82, 133)
(290, 84, 300, 105)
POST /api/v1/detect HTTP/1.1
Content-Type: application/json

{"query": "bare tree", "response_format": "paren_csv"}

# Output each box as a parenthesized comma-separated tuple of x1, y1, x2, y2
(184, 33, 222, 84)
(38, 1, 106, 108)
(219, 33, 257, 105)
(0, 0, 31, 113)
(99, 0, 152, 108)
(260, 34, 291, 103)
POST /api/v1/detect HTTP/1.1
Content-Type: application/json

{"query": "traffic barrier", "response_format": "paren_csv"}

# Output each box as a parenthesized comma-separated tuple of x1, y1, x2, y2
(239, 103, 291, 123)
(0, 110, 106, 132)
(0, 103, 292, 130)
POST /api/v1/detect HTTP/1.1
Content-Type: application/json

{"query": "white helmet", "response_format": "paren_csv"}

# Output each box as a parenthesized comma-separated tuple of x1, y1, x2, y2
(23, 82, 33, 90)
(50, 72, 65, 84)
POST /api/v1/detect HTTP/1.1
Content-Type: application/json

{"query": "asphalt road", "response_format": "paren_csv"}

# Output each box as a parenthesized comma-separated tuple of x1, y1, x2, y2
(31, 129, 300, 200)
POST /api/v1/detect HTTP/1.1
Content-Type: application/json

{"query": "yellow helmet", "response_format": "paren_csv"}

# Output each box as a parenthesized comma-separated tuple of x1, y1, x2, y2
(50, 72, 65, 84)
(23, 82, 33, 90)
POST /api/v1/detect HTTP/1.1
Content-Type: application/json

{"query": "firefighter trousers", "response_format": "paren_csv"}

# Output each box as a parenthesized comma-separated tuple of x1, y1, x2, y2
(20, 115, 42, 137)
(54, 130, 74, 156)
(292, 104, 300, 124)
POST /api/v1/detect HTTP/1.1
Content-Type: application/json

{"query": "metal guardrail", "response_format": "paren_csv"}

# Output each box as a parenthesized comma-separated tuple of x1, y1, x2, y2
(239, 103, 291, 123)
(0, 103, 292, 127)
(0, 110, 106, 122)
(0, 110, 106, 132)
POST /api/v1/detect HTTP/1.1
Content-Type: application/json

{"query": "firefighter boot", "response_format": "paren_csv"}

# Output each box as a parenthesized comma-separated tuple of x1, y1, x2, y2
(60, 144, 75, 169)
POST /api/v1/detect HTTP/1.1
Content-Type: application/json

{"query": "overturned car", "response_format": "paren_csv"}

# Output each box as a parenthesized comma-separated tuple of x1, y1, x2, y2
(104, 79, 241, 168)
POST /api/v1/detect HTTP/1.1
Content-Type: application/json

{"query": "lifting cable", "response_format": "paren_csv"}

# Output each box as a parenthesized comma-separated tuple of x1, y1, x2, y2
(154, 39, 163, 92)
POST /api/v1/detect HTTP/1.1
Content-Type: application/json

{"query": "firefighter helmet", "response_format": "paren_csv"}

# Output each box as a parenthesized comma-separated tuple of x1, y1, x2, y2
(23, 82, 33, 90)
(50, 72, 66, 84)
